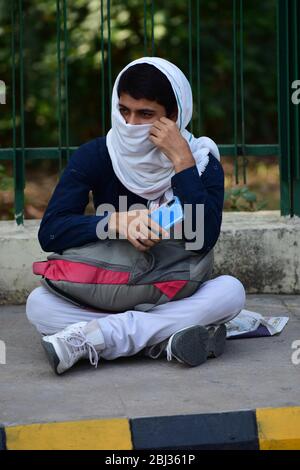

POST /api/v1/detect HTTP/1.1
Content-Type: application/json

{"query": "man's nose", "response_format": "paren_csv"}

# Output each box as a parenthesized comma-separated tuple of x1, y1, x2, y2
(126, 114, 141, 125)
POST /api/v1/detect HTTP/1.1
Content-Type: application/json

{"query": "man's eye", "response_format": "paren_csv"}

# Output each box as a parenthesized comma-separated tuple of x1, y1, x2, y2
(142, 113, 153, 117)
(120, 108, 128, 114)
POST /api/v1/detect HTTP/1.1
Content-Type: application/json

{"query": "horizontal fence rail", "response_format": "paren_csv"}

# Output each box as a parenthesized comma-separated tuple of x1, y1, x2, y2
(0, 0, 298, 224)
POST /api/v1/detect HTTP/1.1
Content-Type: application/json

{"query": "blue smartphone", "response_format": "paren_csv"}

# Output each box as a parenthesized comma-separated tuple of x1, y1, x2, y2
(149, 196, 184, 232)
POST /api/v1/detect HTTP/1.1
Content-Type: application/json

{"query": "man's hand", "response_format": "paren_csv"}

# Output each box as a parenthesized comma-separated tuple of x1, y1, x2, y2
(149, 117, 195, 172)
(108, 209, 169, 252)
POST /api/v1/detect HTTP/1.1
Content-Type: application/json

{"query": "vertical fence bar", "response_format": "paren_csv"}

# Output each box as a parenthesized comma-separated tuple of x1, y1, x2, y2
(107, 0, 112, 117)
(239, 0, 247, 184)
(196, 0, 201, 134)
(143, 0, 147, 56)
(292, 1, 300, 173)
(277, 0, 291, 215)
(11, 1, 16, 148)
(292, 0, 300, 214)
(11, 1, 18, 223)
(188, 0, 193, 133)
(19, 0, 25, 182)
(63, 0, 70, 161)
(151, 0, 155, 56)
(233, 0, 239, 184)
(293, 0, 299, 180)
(56, 0, 63, 173)
(100, 0, 106, 134)
(14, 0, 25, 225)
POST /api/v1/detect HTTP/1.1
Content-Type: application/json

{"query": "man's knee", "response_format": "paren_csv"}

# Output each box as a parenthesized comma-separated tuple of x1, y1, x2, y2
(221, 274, 246, 311)
(26, 286, 45, 325)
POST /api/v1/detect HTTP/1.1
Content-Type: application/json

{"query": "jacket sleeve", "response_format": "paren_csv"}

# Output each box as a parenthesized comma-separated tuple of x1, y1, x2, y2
(170, 155, 224, 253)
(38, 139, 109, 253)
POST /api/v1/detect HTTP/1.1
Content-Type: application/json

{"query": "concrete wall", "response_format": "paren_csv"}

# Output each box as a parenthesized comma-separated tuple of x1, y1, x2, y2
(213, 211, 300, 294)
(0, 220, 44, 304)
(0, 211, 299, 304)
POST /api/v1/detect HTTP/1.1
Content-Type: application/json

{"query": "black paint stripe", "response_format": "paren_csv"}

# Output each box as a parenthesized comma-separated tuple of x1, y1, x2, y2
(0, 427, 6, 451)
(131, 410, 259, 450)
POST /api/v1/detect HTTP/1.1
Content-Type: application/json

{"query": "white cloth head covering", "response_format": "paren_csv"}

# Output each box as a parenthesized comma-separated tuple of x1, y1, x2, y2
(106, 57, 220, 208)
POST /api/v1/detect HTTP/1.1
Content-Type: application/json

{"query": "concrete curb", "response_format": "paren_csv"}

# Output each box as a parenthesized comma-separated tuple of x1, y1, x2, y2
(1, 407, 300, 450)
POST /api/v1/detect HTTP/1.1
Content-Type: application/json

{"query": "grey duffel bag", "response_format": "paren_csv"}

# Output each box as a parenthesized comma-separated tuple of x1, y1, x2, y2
(33, 238, 214, 312)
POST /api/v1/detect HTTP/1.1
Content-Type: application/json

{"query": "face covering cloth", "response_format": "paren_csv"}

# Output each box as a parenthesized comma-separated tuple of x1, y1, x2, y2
(106, 57, 220, 209)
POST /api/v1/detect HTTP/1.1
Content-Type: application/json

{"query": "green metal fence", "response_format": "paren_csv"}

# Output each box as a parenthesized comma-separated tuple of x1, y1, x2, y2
(0, 0, 299, 224)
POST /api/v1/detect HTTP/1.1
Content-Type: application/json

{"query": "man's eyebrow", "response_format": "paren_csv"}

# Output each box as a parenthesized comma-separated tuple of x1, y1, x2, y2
(138, 108, 155, 113)
(119, 104, 155, 113)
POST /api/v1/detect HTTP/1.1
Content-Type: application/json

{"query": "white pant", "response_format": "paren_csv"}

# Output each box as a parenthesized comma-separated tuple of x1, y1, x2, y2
(26, 275, 246, 360)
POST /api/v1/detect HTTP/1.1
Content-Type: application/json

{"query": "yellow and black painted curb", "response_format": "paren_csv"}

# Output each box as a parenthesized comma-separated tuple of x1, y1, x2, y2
(1, 407, 300, 450)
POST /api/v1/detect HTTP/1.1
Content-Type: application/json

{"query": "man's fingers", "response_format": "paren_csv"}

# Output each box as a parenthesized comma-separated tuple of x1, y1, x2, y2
(149, 127, 160, 138)
(149, 134, 159, 145)
(128, 226, 159, 251)
(128, 224, 153, 248)
(147, 214, 169, 238)
(159, 116, 174, 126)
(134, 209, 170, 237)
(137, 238, 156, 248)
(149, 120, 168, 138)
(128, 236, 149, 252)
(139, 220, 161, 241)
(151, 120, 167, 130)
(132, 224, 159, 249)
(126, 209, 169, 248)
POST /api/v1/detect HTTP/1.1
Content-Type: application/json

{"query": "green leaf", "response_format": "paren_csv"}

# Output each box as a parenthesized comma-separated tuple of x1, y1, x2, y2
(242, 191, 257, 202)
(224, 191, 231, 201)
(231, 188, 241, 197)
(240, 186, 250, 194)
(0, 176, 13, 191)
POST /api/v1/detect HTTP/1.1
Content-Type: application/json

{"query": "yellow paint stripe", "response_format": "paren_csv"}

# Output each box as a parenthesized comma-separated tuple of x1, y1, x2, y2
(256, 407, 300, 450)
(6, 418, 132, 450)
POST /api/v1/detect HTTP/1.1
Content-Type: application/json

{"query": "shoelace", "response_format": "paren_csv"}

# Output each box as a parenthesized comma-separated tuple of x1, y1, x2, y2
(166, 335, 184, 364)
(166, 336, 174, 362)
(66, 331, 99, 369)
(145, 341, 167, 359)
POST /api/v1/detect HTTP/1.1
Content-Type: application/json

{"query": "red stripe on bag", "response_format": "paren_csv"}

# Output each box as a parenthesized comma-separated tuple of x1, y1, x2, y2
(154, 280, 188, 299)
(33, 261, 48, 275)
(32, 260, 130, 284)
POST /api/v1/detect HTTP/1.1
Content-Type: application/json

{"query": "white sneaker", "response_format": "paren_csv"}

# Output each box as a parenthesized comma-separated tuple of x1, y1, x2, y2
(41, 320, 105, 375)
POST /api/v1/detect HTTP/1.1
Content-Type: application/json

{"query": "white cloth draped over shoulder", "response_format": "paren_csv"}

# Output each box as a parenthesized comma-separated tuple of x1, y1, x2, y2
(106, 57, 220, 209)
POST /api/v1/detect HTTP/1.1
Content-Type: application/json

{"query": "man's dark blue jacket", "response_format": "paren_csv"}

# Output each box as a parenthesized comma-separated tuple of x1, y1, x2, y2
(38, 136, 224, 254)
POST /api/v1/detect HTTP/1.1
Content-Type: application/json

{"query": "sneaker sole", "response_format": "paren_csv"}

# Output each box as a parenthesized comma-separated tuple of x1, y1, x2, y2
(41, 339, 61, 375)
(208, 324, 227, 358)
(171, 325, 209, 367)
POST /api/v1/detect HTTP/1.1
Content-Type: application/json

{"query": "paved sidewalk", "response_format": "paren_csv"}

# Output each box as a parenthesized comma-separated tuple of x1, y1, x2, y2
(0, 294, 300, 427)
